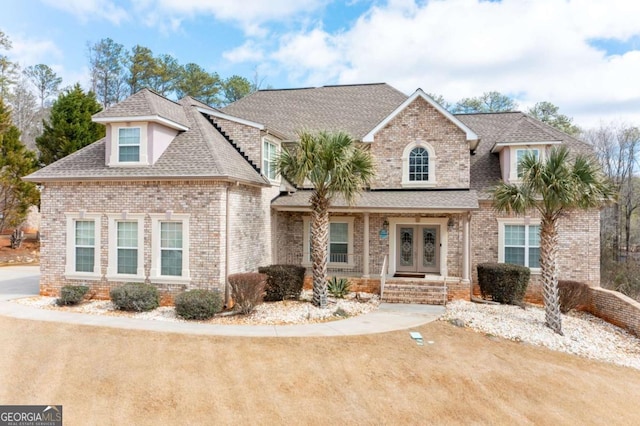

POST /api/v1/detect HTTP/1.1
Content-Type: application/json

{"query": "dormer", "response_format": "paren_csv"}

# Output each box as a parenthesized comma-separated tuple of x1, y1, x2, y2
(92, 89, 189, 167)
(491, 141, 562, 183)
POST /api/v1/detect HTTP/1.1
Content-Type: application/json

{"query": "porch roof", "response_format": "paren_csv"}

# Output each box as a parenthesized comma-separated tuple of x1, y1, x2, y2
(272, 189, 479, 212)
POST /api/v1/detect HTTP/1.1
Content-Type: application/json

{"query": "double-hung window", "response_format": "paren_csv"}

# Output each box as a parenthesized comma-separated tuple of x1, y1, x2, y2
(303, 217, 354, 266)
(118, 128, 141, 162)
(499, 220, 540, 269)
(408, 147, 429, 181)
(515, 148, 540, 179)
(150, 214, 190, 281)
(263, 139, 278, 181)
(402, 142, 436, 187)
(65, 213, 101, 278)
(107, 215, 144, 280)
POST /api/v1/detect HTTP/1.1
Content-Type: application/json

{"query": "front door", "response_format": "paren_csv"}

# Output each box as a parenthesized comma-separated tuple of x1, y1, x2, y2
(396, 225, 440, 274)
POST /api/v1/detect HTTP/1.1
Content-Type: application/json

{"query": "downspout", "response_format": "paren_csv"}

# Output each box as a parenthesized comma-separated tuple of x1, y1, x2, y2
(225, 183, 232, 307)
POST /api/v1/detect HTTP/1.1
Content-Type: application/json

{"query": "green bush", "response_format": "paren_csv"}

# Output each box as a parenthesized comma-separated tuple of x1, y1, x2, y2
(175, 289, 223, 320)
(477, 263, 530, 305)
(56, 285, 89, 306)
(558, 280, 591, 313)
(229, 273, 266, 314)
(327, 277, 351, 298)
(110, 283, 159, 312)
(258, 264, 305, 301)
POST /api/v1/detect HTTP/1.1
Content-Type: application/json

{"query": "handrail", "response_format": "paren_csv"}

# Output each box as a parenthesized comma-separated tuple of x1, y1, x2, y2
(380, 254, 388, 300)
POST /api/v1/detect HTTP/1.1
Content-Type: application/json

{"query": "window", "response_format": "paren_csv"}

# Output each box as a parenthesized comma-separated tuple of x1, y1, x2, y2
(515, 148, 540, 178)
(263, 138, 278, 180)
(75, 220, 96, 272)
(498, 220, 540, 269)
(65, 213, 101, 279)
(409, 147, 429, 181)
(150, 214, 190, 282)
(118, 128, 141, 162)
(402, 142, 436, 187)
(160, 222, 183, 276)
(107, 215, 144, 280)
(303, 217, 354, 266)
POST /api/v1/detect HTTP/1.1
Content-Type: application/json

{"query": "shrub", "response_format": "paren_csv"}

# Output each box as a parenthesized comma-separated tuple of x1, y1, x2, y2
(258, 264, 305, 301)
(229, 273, 266, 314)
(110, 283, 159, 312)
(558, 280, 591, 313)
(175, 289, 223, 320)
(477, 263, 530, 305)
(56, 285, 89, 306)
(327, 277, 351, 298)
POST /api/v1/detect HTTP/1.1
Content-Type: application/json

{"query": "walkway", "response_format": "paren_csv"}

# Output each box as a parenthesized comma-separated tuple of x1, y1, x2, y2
(0, 266, 445, 337)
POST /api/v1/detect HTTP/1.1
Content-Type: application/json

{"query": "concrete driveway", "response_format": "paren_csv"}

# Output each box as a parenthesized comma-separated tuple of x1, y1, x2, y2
(0, 265, 39, 301)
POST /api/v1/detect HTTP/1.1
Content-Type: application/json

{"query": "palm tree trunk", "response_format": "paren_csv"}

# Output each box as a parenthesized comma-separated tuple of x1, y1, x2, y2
(310, 193, 329, 308)
(540, 216, 563, 335)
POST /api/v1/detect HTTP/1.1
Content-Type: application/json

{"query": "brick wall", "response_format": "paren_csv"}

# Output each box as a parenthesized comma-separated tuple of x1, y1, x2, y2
(587, 287, 640, 337)
(471, 201, 601, 302)
(39, 180, 271, 304)
(370, 96, 469, 189)
(212, 117, 264, 170)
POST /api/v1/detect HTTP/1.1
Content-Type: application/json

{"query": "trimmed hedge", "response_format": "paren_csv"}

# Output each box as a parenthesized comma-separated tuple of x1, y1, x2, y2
(110, 283, 159, 312)
(56, 285, 89, 306)
(229, 273, 266, 314)
(558, 280, 591, 313)
(175, 289, 223, 320)
(258, 264, 305, 301)
(477, 263, 530, 305)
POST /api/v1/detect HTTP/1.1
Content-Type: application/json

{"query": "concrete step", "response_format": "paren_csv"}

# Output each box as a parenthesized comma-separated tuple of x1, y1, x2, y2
(382, 283, 447, 305)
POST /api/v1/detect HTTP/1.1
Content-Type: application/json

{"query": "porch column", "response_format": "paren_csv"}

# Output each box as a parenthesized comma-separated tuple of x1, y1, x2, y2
(363, 212, 370, 277)
(462, 213, 470, 283)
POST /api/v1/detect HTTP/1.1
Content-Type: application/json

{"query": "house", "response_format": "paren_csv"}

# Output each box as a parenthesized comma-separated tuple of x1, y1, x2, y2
(25, 83, 600, 304)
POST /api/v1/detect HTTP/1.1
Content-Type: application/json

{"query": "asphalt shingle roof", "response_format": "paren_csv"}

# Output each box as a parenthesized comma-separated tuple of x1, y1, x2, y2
(25, 97, 268, 185)
(272, 190, 479, 211)
(220, 83, 408, 140)
(93, 88, 188, 127)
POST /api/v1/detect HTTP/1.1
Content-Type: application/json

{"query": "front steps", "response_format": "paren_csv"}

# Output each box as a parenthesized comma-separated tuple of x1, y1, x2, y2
(381, 279, 448, 305)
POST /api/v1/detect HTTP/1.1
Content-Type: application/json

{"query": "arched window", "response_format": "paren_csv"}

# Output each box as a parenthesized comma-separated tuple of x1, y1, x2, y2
(409, 147, 429, 181)
(402, 142, 436, 186)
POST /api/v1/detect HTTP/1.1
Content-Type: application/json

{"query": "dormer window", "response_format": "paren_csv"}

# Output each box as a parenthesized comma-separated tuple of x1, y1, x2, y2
(515, 148, 540, 178)
(106, 123, 149, 167)
(402, 142, 436, 187)
(262, 137, 280, 182)
(118, 128, 141, 162)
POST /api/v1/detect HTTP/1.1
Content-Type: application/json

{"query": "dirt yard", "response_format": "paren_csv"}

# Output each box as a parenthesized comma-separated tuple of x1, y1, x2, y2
(0, 236, 39, 265)
(0, 316, 638, 425)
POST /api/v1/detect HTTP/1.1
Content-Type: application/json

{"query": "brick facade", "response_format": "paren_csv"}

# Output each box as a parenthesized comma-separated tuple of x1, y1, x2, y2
(587, 287, 640, 337)
(370, 96, 469, 189)
(39, 180, 272, 304)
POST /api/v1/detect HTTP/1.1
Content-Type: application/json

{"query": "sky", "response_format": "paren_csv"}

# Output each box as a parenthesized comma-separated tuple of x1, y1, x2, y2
(1, 0, 639, 129)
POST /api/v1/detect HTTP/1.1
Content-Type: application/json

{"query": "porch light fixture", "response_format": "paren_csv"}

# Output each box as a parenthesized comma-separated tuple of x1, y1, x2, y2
(447, 217, 454, 231)
(382, 219, 389, 230)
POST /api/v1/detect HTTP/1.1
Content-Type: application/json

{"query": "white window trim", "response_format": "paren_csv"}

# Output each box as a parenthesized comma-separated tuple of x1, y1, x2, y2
(509, 146, 544, 182)
(150, 213, 190, 283)
(108, 122, 149, 167)
(302, 216, 355, 268)
(401, 141, 437, 187)
(64, 212, 102, 280)
(497, 218, 541, 273)
(106, 213, 146, 282)
(262, 136, 280, 184)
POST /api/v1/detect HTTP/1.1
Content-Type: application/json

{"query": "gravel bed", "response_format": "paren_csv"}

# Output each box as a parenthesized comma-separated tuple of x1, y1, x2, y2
(12, 290, 380, 325)
(441, 300, 640, 370)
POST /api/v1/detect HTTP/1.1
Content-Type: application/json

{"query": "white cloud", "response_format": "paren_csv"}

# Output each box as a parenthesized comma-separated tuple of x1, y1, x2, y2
(132, 0, 327, 35)
(41, 0, 129, 25)
(223, 41, 265, 64)
(9, 36, 62, 68)
(266, 0, 640, 127)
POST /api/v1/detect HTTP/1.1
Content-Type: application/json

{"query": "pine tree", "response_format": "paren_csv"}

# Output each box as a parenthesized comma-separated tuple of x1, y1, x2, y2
(35, 84, 104, 166)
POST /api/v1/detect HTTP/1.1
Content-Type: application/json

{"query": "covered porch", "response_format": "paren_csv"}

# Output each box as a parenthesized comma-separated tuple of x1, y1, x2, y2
(271, 189, 479, 303)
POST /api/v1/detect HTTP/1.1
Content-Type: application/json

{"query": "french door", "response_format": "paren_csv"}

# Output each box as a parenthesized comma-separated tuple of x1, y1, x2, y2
(396, 225, 440, 274)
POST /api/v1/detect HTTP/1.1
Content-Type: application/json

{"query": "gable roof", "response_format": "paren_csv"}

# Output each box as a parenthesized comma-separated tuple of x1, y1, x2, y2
(220, 83, 407, 141)
(456, 112, 593, 199)
(25, 96, 268, 186)
(92, 88, 189, 130)
(362, 89, 479, 147)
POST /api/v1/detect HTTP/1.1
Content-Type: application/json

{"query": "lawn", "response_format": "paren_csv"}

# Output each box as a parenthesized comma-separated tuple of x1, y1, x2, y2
(0, 316, 638, 425)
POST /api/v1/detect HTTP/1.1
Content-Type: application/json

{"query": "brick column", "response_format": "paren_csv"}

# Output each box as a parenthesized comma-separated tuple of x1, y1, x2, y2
(363, 212, 370, 277)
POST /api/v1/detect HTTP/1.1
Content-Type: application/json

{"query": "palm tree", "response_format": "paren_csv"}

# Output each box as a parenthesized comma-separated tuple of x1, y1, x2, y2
(492, 146, 613, 335)
(276, 131, 374, 308)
